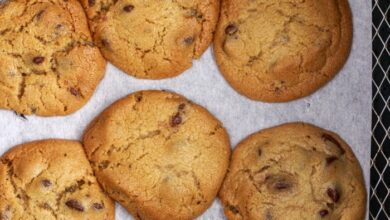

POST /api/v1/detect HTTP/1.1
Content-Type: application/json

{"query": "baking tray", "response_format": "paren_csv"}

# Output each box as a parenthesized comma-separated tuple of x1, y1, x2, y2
(0, 0, 372, 219)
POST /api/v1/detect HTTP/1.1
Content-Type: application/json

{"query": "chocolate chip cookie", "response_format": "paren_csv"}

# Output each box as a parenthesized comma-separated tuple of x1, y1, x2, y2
(80, 0, 219, 79)
(220, 123, 366, 220)
(0, 140, 115, 219)
(214, 0, 353, 102)
(83, 90, 231, 219)
(0, 0, 106, 116)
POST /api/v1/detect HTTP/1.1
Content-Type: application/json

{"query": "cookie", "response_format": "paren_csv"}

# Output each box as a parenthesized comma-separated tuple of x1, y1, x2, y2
(0, 140, 115, 220)
(0, 0, 106, 116)
(83, 90, 231, 219)
(219, 123, 366, 220)
(214, 0, 353, 102)
(80, 0, 219, 79)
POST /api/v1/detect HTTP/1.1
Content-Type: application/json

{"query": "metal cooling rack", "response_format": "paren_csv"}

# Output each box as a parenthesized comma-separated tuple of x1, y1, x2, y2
(371, 0, 390, 219)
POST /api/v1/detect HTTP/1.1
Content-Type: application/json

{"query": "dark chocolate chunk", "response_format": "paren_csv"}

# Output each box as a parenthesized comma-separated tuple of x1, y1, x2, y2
(171, 113, 182, 127)
(101, 39, 110, 48)
(99, 160, 110, 169)
(225, 24, 238, 35)
(273, 181, 291, 190)
(123, 4, 134, 12)
(327, 187, 340, 203)
(319, 209, 329, 217)
(93, 203, 104, 210)
(326, 156, 338, 165)
(227, 205, 239, 214)
(41, 179, 52, 187)
(258, 148, 262, 156)
(65, 199, 84, 212)
(88, 0, 95, 7)
(33, 56, 45, 64)
(322, 134, 345, 154)
(178, 103, 186, 110)
(69, 87, 80, 96)
(184, 37, 194, 45)
(35, 10, 45, 19)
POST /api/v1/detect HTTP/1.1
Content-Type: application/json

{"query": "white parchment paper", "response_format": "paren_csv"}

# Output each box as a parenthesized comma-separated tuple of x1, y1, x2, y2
(0, 1, 371, 219)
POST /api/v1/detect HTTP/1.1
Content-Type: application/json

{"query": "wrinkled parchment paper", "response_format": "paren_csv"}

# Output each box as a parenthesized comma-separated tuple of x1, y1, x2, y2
(0, 1, 371, 219)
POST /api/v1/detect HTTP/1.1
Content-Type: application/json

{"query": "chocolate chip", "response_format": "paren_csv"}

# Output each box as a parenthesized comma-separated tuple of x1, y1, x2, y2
(319, 209, 329, 217)
(178, 103, 185, 110)
(171, 113, 182, 127)
(33, 56, 45, 64)
(65, 199, 84, 212)
(273, 181, 291, 190)
(101, 39, 110, 48)
(123, 4, 134, 12)
(184, 37, 194, 45)
(93, 203, 104, 210)
(326, 156, 338, 165)
(65, 186, 76, 193)
(322, 134, 345, 154)
(99, 160, 110, 169)
(35, 10, 44, 19)
(41, 179, 51, 187)
(69, 87, 80, 96)
(225, 24, 238, 35)
(327, 187, 340, 203)
(88, 0, 95, 7)
(135, 94, 143, 102)
(227, 205, 239, 214)
(258, 148, 262, 156)
(266, 175, 293, 192)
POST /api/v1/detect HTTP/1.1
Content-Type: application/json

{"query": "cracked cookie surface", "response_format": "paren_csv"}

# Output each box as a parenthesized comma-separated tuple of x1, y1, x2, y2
(0, 0, 106, 116)
(219, 123, 366, 220)
(80, 0, 219, 79)
(214, 0, 353, 102)
(83, 90, 231, 219)
(0, 140, 115, 220)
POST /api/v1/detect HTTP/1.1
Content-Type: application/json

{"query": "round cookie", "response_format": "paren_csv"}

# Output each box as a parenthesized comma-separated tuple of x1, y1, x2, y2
(80, 0, 219, 79)
(219, 123, 366, 220)
(0, 0, 106, 116)
(0, 140, 115, 220)
(83, 90, 231, 219)
(214, 0, 353, 102)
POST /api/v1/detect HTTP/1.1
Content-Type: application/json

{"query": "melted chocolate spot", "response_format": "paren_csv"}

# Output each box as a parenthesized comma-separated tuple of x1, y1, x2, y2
(184, 37, 194, 45)
(123, 4, 134, 12)
(322, 134, 345, 154)
(319, 209, 329, 217)
(41, 179, 51, 187)
(227, 205, 239, 214)
(326, 156, 338, 165)
(33, 56, 45, 64)
(178, 103, 185, 110)
(225, 24, 238, 35)
(88, 0, 95, 7)
(65, 200, 84, 212)
(93, 203, 104, 210)
(171, 113, 182, 127)
(69, 87, 80, 96)
(327, 187, 340, 203)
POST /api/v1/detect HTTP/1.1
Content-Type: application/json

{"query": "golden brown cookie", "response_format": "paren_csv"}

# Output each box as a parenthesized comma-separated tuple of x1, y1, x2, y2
(220, 123, 366, 220)
(80, 0, 219, 79)
(83, 90, 231, 219)
(214, 0, 353, 102)
(0, 140, 115, 220)
(0, 0, 106, 116)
